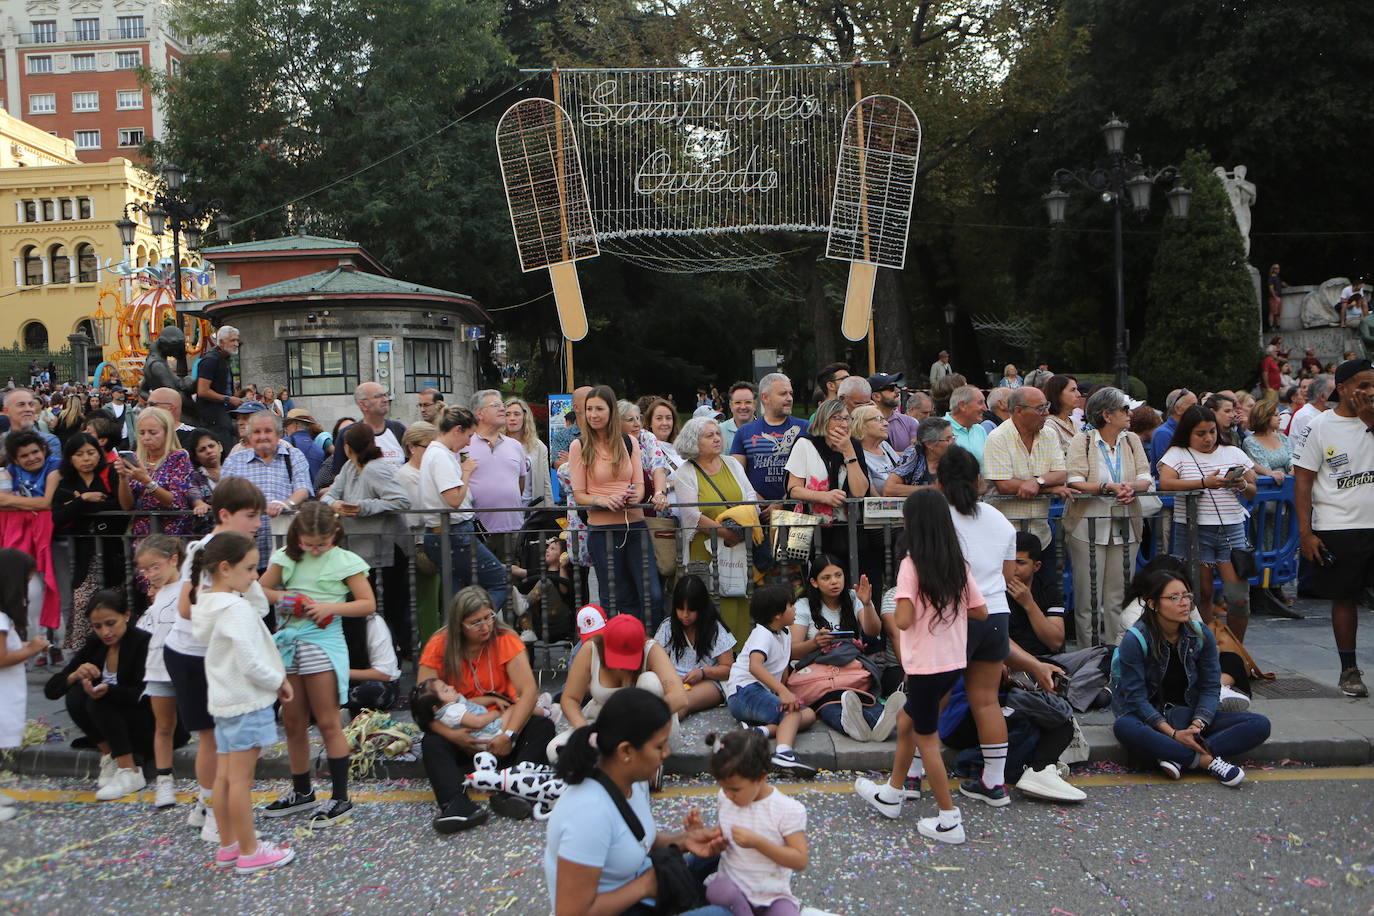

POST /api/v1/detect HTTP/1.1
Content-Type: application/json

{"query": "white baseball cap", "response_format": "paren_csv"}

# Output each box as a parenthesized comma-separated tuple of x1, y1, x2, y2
(576, 604, 607, 641)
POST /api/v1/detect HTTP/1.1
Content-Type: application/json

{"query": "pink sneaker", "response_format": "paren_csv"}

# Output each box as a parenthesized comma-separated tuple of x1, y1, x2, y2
(214, 843, 239, 869)
(234, 840, 295, 874)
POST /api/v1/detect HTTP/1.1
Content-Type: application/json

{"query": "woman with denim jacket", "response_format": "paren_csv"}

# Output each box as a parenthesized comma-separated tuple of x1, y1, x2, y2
(1112, 570, 1270, 786)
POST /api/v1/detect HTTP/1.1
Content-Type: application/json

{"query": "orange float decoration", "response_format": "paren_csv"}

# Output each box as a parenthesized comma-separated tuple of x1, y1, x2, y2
(89, 259, 214, 389)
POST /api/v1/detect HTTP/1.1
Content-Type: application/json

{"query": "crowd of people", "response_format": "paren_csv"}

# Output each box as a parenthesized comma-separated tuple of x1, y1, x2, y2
(2, 333, 1371, 899)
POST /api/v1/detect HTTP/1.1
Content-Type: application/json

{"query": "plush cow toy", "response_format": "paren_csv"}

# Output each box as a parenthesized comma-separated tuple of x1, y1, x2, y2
(464, 751, 567, 820)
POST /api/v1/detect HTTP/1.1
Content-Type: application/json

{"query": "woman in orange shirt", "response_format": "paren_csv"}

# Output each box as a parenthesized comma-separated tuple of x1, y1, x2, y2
(415, 586, 555, 833)
(570, 385, 664, 622)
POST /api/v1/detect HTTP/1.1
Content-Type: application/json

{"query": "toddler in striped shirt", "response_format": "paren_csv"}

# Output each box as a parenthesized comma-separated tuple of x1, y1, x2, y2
(703, 729, 809, 916)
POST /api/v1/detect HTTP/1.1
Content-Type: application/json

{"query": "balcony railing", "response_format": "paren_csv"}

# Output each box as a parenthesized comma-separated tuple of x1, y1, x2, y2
(65, 29, 103, 41)
(18, 31, 59, 44)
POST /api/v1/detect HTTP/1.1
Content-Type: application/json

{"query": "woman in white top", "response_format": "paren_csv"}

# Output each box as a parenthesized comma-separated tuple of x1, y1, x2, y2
(504, 397, 555, 508)
(851, 404, 902, 494)
(1064, 387, 1154, 647)
(936, 445, 1016, 805)
(651, 575, 736, 714)
(1157, 405, 1258, 640)
(785, 397, 870, 562)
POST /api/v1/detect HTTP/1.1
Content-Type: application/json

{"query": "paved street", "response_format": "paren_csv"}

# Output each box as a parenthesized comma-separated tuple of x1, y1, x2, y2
(1, 769, 1371, 915)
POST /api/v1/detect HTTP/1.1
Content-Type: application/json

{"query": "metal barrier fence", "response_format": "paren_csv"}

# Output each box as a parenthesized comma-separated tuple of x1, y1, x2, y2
(31, 484, 1299, 667)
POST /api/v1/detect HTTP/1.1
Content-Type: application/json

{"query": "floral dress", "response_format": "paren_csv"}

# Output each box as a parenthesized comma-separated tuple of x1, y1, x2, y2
(129, 450, 209, 537)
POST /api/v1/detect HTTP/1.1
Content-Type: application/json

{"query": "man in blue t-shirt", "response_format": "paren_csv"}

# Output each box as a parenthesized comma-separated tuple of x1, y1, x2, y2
(730, 372, 809, 501)
(1149, 388, 1197, 473)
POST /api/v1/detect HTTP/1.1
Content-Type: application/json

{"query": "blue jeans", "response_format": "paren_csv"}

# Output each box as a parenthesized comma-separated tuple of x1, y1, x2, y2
(424, 520, 508, 610)
(1113, 707, 1271, 767)
(726, 681, 784, 726)
(585, 521, 662, 622)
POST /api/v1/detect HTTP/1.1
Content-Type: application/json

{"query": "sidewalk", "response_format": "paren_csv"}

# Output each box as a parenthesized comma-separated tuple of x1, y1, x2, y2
(12, 600, 1374, 782)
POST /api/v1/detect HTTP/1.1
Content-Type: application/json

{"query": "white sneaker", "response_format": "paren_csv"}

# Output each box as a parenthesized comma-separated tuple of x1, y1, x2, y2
(95, 768, 147, 801)
(917, 812, 966, 845)
(854, 776, 902, 819)
(96, 754, 118, 789)
(871, 690, 903, 743)
(187, 799, 208, 828)
(0, 806, 16, 823)
(1015, 765, 1087, 802)
(154, 775, 178, 809)
(1218, 685, 1251, 712)
(200, 808, 219, 843)
(839, 691, 873, 741)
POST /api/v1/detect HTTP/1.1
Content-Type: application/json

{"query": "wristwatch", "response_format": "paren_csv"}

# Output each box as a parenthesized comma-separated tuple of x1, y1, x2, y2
(503, 729, 517, 740)
(1035, 475, 1046, 486)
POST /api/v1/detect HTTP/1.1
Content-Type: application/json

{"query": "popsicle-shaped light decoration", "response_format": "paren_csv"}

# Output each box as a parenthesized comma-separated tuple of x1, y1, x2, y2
(825, 95, 922, 342)
(496, 98, 599, 341)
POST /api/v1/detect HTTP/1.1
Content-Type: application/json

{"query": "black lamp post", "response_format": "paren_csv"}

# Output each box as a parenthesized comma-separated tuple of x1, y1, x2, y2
(1044, 115, 1192, 390)
(942, 302, 956, 356)
(116, 164, 231, 304)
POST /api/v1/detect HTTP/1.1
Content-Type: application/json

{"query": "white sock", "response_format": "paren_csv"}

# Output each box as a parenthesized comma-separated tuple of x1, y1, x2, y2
(938, 807, 961, 827)
(776, 744, 793, 756)
(199, 788, 212, 805)
(907, 752, 924, 779)
(981, 743, 1008, 788)
(753, 726, 770, 738)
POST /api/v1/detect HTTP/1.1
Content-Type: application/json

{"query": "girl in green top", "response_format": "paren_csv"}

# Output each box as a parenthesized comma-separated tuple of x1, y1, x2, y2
(258, 502, 376, 828)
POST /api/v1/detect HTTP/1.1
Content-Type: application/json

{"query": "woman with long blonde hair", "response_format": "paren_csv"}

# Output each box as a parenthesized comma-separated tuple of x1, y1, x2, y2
(503, 396, 553, 507)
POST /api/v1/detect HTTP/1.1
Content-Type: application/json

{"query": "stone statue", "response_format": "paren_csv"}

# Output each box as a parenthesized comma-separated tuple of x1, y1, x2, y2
(1214, 165, 1256, 258)
(140, 326, 201, 424)
(1360, 310, 1374, 361)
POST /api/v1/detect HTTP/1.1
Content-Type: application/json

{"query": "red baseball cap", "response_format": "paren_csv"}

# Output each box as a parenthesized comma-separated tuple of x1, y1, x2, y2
(601, 614, 646, 669)
(576, 604, 607, 641)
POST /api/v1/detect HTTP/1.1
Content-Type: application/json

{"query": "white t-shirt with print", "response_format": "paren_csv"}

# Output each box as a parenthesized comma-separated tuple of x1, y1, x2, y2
(792, 591, 864, 640)
(726, 624, 791, 697)
(1292, 410, 1374, 530)
(1159, 444, 1254, 525)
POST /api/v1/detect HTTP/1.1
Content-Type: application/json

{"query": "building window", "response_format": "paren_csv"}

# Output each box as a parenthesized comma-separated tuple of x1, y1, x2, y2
(72, 54, 96, 72)
(23, 322, 49, 350)
(77, 243, 97, 282)
(73, 91, 100, 112)
(22, 247, 42, 285)
(27, 55, 52, 74)
(78, 198, 93, 218)
(49, 244, 70, 283)
(30, 21, 57, 43)
(116, 51, 140, 69)
(74, 18, 100, 40)
(116, 16, 145, 39)
(118, 128, 144, 147)
(169, 57, 182, 77)
(28, 94, 56, 115)
(74, 130, 101, 150)
(22, 200, 37, 222)
(116, 90, 143, 110)
(287, 339, 360, 396)
(404, 338, 453, 393)
(41, 200, 55, 221)
(60, 199, 74, 220)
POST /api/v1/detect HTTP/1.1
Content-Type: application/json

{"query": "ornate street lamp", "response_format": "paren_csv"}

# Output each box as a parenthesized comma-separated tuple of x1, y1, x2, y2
(1045, 116, 1191, 389)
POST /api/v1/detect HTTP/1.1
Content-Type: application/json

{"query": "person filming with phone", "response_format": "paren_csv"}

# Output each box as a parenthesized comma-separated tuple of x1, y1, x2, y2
(1157, 406, 1258, 641)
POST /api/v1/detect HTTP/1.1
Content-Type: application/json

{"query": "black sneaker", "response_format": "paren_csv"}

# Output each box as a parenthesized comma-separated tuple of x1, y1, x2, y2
(308, 798, 354, 828)
(489, 792, 534, 820)
(959, 779, 1011, 808)
(770, 749, 819, 778)
(262, 789, 316, 818)
(434, 794, 490, 834)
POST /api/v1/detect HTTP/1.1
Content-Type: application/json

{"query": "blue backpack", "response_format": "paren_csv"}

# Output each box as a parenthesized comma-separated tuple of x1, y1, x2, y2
(1110, 620, 1204, 692)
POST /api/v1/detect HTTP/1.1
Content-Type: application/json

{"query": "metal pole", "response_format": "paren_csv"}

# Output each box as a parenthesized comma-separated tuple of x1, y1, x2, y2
(171, 222, 183, 305)
(1112, 185, 1129, 390)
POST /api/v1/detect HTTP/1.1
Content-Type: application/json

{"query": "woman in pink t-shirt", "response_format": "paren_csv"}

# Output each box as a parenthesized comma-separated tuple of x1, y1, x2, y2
(855, 489, 985, 845)
(569, 385, 663, 621)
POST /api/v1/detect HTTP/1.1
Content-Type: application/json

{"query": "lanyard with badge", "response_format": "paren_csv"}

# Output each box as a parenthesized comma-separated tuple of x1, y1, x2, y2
(1096, 436, 1122, 484)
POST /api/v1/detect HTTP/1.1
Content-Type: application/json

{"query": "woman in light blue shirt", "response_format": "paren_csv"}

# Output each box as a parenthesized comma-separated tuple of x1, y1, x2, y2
(544, 688, 730, 916)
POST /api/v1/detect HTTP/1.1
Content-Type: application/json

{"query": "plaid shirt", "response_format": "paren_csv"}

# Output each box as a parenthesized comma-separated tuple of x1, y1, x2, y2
(222, 441, 313, 559)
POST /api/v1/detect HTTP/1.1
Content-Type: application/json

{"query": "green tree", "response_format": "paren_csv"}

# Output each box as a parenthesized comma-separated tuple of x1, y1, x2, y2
(1134, 150, 1258, 400)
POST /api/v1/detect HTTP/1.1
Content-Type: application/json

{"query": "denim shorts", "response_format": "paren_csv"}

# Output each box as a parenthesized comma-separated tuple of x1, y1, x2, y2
(1172, 522, 1248, 566)
(214, 705, 278, 753)
(726, 681, 784, 726)
(144, 680, 176, 699)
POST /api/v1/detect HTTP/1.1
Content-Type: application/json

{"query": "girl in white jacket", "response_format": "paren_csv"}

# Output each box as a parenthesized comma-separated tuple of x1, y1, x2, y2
(189, 532, 296, 875)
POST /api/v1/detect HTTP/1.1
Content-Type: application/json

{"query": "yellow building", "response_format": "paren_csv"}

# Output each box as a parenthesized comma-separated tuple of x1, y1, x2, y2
(0, 106, 193, 359)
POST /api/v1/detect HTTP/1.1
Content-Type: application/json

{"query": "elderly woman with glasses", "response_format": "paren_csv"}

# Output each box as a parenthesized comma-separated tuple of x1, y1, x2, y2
(785, 397, 869, 561)
(882, 417, 954, 497)
(1064, 387, 1154, 647)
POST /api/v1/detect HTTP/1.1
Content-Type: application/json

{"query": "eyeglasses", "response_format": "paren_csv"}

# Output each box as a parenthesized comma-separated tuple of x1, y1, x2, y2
(832, 415, 852, 424)
(1159, 593, 1194, 605)
(463, 613, 497, 628)
(1017, 404, 1051, 414)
